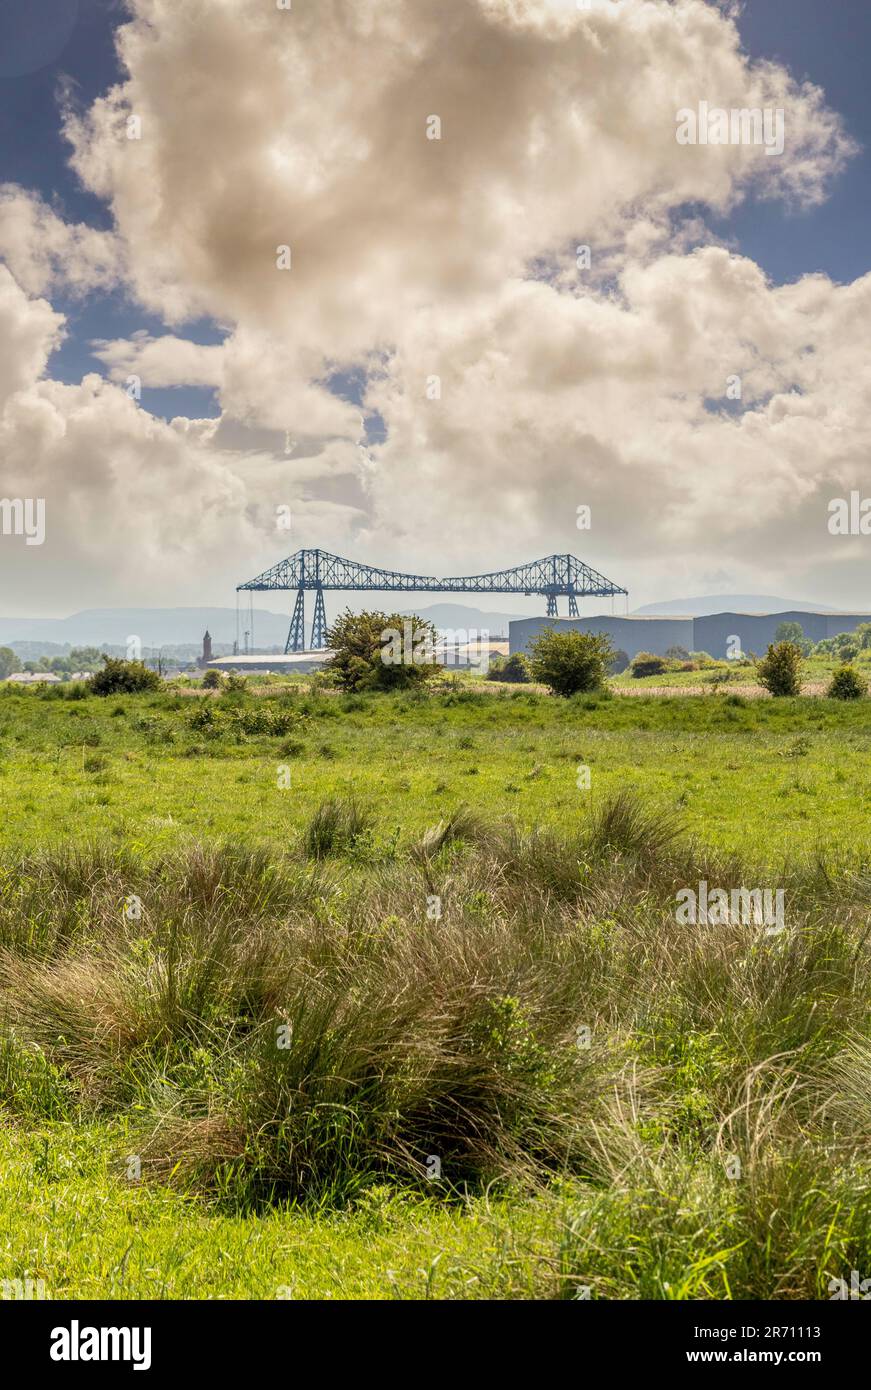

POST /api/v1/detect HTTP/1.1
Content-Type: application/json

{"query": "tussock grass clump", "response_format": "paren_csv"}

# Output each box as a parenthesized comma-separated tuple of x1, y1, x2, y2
(0, 789, 869, 1289)
(411, 804, 492, 860)
(303, 797, 373, 858)
(555, 1136, 871, 1301)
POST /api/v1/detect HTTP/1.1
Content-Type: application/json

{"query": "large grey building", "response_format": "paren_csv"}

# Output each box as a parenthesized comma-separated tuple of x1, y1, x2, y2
(693, 611, 871, 658)
(509, 614, 694, 659)
(509, 611, 871, 661)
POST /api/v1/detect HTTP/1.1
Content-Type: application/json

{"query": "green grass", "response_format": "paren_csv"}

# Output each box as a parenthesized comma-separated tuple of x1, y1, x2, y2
(2, 681, 871, 858)
(2, 680, 871, 1299)
(0, 1123, 563, 1300)
(611, 651, 871, 689)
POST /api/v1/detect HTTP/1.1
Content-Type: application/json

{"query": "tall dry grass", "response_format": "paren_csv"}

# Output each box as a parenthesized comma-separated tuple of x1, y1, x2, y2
(0, 791, 869, 1293)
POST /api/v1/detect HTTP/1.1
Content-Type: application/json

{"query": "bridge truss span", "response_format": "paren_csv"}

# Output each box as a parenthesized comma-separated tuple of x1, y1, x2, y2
(237, 548, 628, 652)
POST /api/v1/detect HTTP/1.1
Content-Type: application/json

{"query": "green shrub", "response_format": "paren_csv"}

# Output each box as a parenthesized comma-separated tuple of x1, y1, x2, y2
(814, 633, 860, 662)
(630, 652, 667, 679)
(89, 658, 161, 696)
(756, 641, 802, 697)
(234, 705, 305, 736)
(827, 665, 867, 701)
(486, 653, 530, 683)
(774, 621, 813, 656)
(527, 628, 613, 697)
(202, 670, 223, 689)
(327, 610, 440, 692)
(0, 646, 20, 680)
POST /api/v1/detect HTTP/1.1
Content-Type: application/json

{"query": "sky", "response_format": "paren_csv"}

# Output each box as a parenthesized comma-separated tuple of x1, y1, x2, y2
(0, 0, 870, 620)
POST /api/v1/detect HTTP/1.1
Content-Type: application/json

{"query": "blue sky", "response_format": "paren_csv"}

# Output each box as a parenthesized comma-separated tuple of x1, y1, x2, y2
(715, 0, 871, 285)
(0, 0, 223, 420)
(2, 0, 869, 422)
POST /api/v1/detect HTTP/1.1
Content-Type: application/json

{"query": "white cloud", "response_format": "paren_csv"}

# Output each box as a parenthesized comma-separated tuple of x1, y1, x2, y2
(64, 0, 853, 340)
(361, 250, 871, 599)
(0, 273, 366, 614)
(0, 265, 64, 408)
(0, 185, 122, 298)
(1, 0, 868, 611)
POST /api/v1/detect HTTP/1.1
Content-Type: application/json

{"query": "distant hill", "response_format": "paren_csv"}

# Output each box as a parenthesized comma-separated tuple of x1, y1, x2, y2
(0, 607, 293, 647)
(400, 603, 528, 634)
(0, 601, 530, 650)
(632, 595, 840, 617)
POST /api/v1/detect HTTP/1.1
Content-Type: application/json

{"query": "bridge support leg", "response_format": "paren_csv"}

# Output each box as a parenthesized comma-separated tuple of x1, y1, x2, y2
(547, 594, 558, 619)
(285, 588, 305, 653)
(568, 591, 579, 618)
(311, 586, 327, 650)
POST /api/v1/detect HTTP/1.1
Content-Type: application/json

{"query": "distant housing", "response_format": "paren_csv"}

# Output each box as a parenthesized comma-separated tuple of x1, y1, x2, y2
(206, 652, 333, 675)
(203, 637, 509, 676)
(3, 672, 92, 684)
(5, 671, 63, 684)
(509, 611, 871, 661)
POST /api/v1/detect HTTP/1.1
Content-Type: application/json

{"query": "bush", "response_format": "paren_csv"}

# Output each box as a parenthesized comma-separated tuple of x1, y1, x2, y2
(527, 628, 613, 697)
(816, 633, 861, 662)
(0, 646, 20, 680)
(774, 621, 812, 656)
(486, 653, 530, 683)
(630, 651, 667, 679)
(327, 610, 439, 692)
(89, 657, 161, 696)
(202, 670, 223, 689)
(609, 649, 630, 675)
(756, 641, 802, 697)
(827, 665, 867, 701)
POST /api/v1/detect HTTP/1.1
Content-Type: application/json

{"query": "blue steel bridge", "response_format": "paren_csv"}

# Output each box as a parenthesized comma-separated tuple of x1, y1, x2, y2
(237, 548, 629, 652)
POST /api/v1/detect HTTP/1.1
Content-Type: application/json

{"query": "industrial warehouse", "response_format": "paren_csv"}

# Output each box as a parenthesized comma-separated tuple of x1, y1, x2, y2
(509, 610, 871, 662)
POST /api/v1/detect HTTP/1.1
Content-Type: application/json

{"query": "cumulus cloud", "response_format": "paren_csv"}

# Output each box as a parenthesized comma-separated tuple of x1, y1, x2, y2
(64, 0, 853, 339)
(0, 185, 122, 298)
(359, 250, 871, 598)
(0, 265, 65, 407)
(0, 0, 868, 612)
(0, 271, 366, 612)
(91, 327, 365, 439)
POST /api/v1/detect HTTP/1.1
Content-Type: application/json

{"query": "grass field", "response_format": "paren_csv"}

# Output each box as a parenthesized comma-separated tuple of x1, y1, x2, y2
(3, 677, 871, 857)
(1, 677, 870, 1299)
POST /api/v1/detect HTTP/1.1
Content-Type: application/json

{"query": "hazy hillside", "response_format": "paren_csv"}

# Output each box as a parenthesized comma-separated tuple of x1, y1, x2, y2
(2, 596, 856, 650)
(400, 603, 528, 633)
(0, 602, 530, 648)
(632, 595, 840, 617)
(0, 607, 293, 647)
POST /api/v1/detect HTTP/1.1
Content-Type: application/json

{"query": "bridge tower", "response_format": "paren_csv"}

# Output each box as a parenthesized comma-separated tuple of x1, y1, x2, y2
(286, 589, 306, 652)
(311, 587, 327, 649)
(283, 551, 329, 651)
